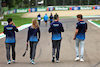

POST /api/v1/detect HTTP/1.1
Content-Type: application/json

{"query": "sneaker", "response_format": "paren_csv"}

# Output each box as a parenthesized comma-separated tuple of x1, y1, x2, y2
(52, 59, 55, 62)
(31, 60, 35, 64)
(30, 59, 32, 62)
(75, 57, 80, 61)
(80, 59, 84, 62)
(56, 60, 60, 63)
(12, 60, 15, 63)
(7, 60, 11, 64)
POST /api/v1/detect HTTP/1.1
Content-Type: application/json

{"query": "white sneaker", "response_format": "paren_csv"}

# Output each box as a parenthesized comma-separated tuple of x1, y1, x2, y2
(80, 59, 84, 62)
(56, 60, 60, 63)
(31, 60, 35, 64)
(30, 59, 32, 62)
(7, 60, 11, 64)
(12, 60, 15, 63)
(75, 57, 80, 61)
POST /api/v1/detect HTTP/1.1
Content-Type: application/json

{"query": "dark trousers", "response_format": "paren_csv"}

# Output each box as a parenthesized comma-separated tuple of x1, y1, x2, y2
(52, 40, 61, 60)
(50, 21, 52, 24)
(38, 20, 41, 25)
(30, 42, 38, 59)
(6, 43, 15, 61)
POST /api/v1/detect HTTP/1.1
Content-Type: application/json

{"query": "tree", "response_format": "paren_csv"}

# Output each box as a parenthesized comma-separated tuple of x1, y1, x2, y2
(5, 0, 15, 10)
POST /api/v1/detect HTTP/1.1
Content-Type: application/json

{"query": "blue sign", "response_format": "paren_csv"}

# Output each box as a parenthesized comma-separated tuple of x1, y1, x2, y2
(72, 7, 80, 10)
(48, 7, 55, 11)
(95, 6, 100, 9)
(31, 8, 37, 12)
(13, 9, 17, 13)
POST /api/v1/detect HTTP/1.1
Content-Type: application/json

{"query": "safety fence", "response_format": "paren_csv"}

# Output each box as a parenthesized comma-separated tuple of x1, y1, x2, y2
(4, 6, 100, 15)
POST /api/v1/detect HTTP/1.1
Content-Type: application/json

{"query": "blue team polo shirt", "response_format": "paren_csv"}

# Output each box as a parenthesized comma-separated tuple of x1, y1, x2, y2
(49, 21, 64, 40)
(28, 27, 40, 42)
(4, 24, 18, 43)
(76, 21, 87, 40)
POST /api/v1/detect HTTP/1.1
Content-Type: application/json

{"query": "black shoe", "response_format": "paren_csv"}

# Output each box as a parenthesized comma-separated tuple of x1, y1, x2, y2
(52, 59, 55, 62)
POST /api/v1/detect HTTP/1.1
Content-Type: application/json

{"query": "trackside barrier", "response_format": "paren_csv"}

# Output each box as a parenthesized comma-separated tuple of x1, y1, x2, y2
(37, 7, 47, 12)
(3, 6, 100, 15)
(47, 7, 55, 11)
(80, 6, 92, 10)
(55, 6, 69, 10)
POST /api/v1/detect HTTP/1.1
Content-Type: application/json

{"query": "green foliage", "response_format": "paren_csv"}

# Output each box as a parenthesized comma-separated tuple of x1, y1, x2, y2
(5, 0, 15, 10)
(5, 0, 22, 10)
(15, 0, 21, 4)
(44, 0, 99, 6)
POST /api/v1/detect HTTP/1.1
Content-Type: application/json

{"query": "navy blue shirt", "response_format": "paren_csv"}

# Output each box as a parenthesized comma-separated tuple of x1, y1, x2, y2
(76, 21, 87, 40)
(37, 15, 41, 20)
(49, 21, 64, 40)
(27, 26, 40, 42)
(4, 24, 18, 43)
(50, 15, 53, 21)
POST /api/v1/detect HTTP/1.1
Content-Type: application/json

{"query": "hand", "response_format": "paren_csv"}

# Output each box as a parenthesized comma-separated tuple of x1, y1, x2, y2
(73, 36, 76, 40)
(26, 42, 28, 45)
(12, 22, 15, 26)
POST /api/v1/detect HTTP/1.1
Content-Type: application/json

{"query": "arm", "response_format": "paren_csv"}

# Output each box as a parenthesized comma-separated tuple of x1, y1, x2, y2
(73, 29, 79, 40)
(14, 26, 18, 32)
(3, 27, 6, 34)
(60, 24, 64, 32)
(27, 28, 30, 42)
(85, 23, 88, 32)
(48, 24, 52, 33)
(37, 28, 41, 41)
(73, 23, 80, 40)
(13, 22, 18, 32)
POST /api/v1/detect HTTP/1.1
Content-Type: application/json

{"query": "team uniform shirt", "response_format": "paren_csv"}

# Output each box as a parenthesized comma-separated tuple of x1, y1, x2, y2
(37, 15, 41, 20)
(50, 15, 53, 21)
(27, 26, 40, 42)
(44, 15, 48, 21)
(4, 24, 18, 43)
(49, 21, 64, 40)
(76, 21, 87, 40)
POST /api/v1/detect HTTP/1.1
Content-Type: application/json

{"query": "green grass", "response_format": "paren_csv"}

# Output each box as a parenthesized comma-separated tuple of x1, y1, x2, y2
(0, 13, 34, 33)
(93, 20, 100, 25)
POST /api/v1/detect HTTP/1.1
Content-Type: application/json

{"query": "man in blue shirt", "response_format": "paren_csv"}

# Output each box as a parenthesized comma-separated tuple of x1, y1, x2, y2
(44, 14, 48, 26)
(73, 14, 87, 62)
(49, 15, 64, 63)
(3, 18, 18, 64)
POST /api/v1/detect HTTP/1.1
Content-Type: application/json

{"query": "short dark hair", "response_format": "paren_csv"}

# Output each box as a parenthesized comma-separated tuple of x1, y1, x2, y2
(77, 14, 83, 19)
(7, 18, 12, 23)
(54, 14, 59, 20)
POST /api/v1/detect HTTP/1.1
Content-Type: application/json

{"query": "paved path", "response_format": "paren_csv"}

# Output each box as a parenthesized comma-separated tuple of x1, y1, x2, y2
(0, 18, 100, 67)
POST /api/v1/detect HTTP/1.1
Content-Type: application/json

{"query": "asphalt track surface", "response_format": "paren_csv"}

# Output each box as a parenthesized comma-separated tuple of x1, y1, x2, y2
(0, 18, 100, 67)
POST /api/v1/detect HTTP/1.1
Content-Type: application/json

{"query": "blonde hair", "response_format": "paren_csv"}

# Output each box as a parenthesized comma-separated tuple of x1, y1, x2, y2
(31, 19, 39, 29)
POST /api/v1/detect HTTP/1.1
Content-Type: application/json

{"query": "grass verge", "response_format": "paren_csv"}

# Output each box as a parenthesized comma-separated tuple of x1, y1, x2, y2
(0, 13, 34, 33)
(93, 20, 100, 25)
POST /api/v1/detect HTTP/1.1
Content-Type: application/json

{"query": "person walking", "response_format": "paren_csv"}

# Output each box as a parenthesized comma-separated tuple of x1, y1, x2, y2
(48, 15, 64, 63)
(54, 13, 58, 18)
(73, 14, 87, 62)
(3, 18, 18, 64)
(49, 13, 53, 24)
(37, 14, 41, 25)
(44, 14, 48, 26)
(26, 19, 40, 64)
